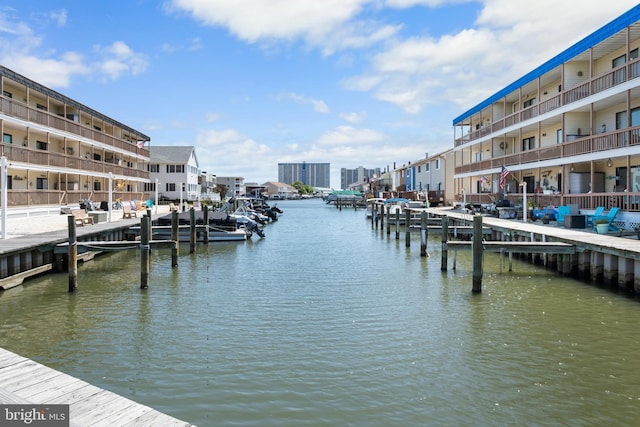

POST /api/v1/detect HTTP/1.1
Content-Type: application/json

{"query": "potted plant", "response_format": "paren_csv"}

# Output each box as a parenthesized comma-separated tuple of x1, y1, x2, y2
(594, 218, 609, 234)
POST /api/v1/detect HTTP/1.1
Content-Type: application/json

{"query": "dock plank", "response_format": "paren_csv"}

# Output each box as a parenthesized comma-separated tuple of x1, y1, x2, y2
(0, 348, 194, 426)
(72, 390, 138, 426)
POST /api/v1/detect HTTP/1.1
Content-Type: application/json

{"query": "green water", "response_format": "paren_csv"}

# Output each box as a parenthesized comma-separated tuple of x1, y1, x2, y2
(1, 199, 639, 426)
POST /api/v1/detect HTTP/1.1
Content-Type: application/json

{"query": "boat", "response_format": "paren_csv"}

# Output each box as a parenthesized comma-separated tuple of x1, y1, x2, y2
(365, 198, 386, 219)
(149, 210, 258, 241)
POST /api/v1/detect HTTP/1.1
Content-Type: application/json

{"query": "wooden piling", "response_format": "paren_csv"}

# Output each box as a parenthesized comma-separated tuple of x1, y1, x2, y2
(67, 215, 77, 293)
(395, 210, 400, 240)
(405, 210, 411, 247)
(203, 204, 210, 244)
(189, 208, 196, 253)
(386, 206, 391, 236)
(420, 211, 428, 257)
(472, 215, 483, 293)
(441, 215, 449, 271)
(171, 210, 179, 267)
(140, 215, 150, 289)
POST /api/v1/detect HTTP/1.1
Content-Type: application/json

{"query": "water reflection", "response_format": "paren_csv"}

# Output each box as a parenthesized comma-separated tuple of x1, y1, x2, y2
(0, 200, 639, 426)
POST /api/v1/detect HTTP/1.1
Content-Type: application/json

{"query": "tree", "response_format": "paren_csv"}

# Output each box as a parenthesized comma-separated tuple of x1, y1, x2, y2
(291, 181, 313, 194)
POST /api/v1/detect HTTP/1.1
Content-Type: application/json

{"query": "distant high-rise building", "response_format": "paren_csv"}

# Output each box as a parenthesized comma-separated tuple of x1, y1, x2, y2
(278, 162, 330, 188)
(341, 166, 381, 190)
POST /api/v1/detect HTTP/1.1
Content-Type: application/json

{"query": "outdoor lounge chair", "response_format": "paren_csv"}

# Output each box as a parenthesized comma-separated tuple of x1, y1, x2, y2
(591, 207, 620, 231)
(585, 206, 605, 227)
(122, 204, 137, 219)
(556, 205, 570, 226)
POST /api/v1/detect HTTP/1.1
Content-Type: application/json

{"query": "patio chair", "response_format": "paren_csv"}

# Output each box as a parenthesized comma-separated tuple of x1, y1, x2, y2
(591, 207, 620, 232)
(122, 204, 137, 219)
(556, 205, 570, 226)
(585, 206, 605, 227)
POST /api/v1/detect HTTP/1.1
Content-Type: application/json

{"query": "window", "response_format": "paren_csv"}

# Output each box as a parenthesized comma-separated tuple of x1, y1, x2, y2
(557, 129, 562, 144)
(435, 159, 441, 170)
(166, 165, 184, 173)
(417, 165, 421, 173)
(425, 164, 429, 172)
(2, 90, 12, 98)
(3, 133, 12, 144)
(36, 140, 48, 151)
(613, 54, 626, 68)
(475, 152, 482, 162)
(149, 164, 159, 173)
(617, 107, 640, 129)
(36, 177, 47, 190)
(522, 137, 535, 151)
(523, 98, 536, 108)
(36, 103, 47, 111)
(166, 183, 176, 192)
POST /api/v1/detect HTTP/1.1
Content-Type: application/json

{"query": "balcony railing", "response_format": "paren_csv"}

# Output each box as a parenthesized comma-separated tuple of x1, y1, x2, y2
(0, 145, 148, 178)
(455, 126, 640, 175)
(0, 96, 149, 156)
(455, 59, 640, 147)
(461, 192, 640, 212)
(5, 190, 149, 207)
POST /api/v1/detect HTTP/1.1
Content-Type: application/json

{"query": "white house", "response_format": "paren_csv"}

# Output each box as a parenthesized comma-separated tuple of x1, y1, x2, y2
(149, 146, 201, 202)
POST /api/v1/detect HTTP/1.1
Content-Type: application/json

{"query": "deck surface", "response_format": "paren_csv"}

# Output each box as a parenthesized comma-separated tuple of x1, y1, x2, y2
(0, 347, 195, 426)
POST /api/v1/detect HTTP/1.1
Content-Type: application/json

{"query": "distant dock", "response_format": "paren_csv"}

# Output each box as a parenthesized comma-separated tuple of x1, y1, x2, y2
(0, 347, 195, 426)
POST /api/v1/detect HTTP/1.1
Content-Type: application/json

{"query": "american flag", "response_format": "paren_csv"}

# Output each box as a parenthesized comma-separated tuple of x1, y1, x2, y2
(499, 166, 509, 189)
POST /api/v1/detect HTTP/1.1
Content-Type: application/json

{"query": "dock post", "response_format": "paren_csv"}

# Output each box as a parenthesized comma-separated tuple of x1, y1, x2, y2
(140, 215, 150, 289)
(420, 211, 428, 257)
(171, 210, 179, 267)
(68, 215, 77, 292)
(395, 210, 400, 240)
(441, 215, 449, 271)
(386, 206, 391, 236)
(146, 209, 152, 255)
(189, 207, 196, 253)
(472, 215, 483, 293)
(405, 210, 411, 247)
(374, 204, 379, 228)
(203, 204, 210, 244)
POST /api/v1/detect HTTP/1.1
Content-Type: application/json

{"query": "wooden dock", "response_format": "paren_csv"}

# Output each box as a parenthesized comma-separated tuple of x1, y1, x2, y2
(0, 347, 195, 426)
(390, 207, 640, 294)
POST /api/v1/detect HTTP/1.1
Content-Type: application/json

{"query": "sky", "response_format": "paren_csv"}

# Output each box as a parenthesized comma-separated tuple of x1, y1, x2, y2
(0, 0, 638, 189)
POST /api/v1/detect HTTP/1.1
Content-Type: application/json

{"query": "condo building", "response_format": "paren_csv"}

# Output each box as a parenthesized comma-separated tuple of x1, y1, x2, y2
(0, 65, 150, 208)
(453, 5, 640, 217)
(278, 162, 330, 188)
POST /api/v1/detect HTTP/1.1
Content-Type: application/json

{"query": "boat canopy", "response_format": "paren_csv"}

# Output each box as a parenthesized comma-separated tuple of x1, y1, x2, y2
(383, 197, 412, 205)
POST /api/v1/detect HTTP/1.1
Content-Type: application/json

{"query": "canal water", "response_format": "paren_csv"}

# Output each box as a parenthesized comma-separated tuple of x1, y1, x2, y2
(1, 199, 640, 426)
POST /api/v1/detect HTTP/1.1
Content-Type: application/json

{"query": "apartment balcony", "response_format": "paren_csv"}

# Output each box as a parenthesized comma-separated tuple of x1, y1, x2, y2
(455, 59, 640, 147)
(0, 96, 149, 156)
(455, 126, 640, 175)
(0, 145, 148, 179)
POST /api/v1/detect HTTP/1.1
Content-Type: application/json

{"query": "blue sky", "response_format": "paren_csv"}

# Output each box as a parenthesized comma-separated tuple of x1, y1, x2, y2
(0, 0, 638, 188)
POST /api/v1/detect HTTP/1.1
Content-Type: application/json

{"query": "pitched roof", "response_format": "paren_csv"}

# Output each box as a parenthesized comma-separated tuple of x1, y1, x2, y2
(150, 146, 197, 165)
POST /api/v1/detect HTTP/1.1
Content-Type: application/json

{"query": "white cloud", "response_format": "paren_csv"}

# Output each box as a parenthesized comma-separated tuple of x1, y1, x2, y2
(315, 125, 385, 146)
(94, 41, 149, 80)
(280, 92, 331, 113)
(339, 111, 367, 123)
(167, 0, 401, 53)
(344, 0, 640, 114)
(49, 9, 67, 26)
(168, 0, 366, 41)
